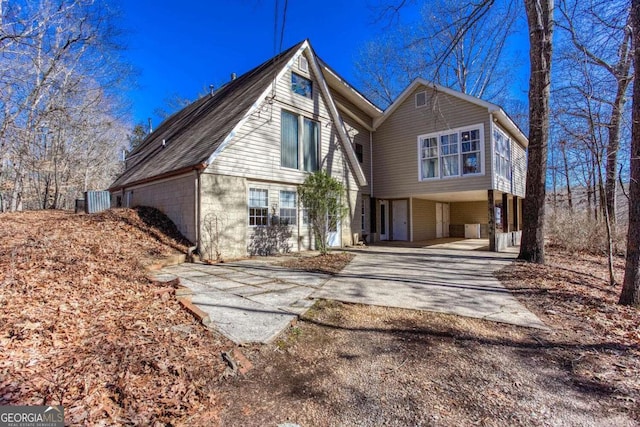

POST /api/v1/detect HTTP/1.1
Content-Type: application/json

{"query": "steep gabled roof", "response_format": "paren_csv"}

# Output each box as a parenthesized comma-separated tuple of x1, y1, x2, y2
(110, 41, 305, 190)
(373, 78, 528, 148)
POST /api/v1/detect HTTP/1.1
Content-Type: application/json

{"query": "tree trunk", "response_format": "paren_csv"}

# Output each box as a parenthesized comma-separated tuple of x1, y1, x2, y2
(620, 0, 640, 306)
(519, 0, 554, 264)
(560, 140, 572, 211)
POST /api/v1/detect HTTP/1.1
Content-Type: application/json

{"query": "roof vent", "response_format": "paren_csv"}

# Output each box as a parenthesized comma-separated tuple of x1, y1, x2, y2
(299, 56, 309, 73)
(231, 72, 237, 81)
(209, 84, 214, 96)
(415, 91, 427, 108)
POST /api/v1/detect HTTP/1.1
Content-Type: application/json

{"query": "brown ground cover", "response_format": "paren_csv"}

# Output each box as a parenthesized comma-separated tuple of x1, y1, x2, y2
(0, 208, 232, 425)
(216, 247, 639, 426)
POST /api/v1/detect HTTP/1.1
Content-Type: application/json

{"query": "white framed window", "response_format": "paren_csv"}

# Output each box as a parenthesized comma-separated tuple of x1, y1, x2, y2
(361, 196, 366, 232)
(416, 91, 427, 108)
(494, 127, 511, 180)
(281, 110, 319, 172)
(418, 124, 484, 181)
(420, 136, 439, 179)
(249, 188, 269, 226)
(279, 191, 297, 225)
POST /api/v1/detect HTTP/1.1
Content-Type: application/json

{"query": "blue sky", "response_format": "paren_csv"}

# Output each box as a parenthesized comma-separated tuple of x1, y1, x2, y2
(119, 0, 529, 128)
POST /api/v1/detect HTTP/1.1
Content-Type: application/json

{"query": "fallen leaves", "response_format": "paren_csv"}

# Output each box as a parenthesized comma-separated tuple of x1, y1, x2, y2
(0, 208, 232, 425)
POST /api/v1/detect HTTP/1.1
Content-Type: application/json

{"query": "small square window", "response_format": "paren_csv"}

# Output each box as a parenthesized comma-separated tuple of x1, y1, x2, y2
(355, 143, 363, 163)
(292, 72, 312, 98)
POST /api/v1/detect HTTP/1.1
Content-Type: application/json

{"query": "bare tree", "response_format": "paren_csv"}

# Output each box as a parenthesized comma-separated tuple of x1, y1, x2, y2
(356, 0, 519, 107)
(619, 0, 640, 306)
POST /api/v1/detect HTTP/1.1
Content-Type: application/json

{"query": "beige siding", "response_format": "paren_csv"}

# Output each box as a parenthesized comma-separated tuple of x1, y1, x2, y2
(127, 173, 196, 243)
(412, 198, 437, 240)
(450, 201, 488, 224)
(330, 90, 374, 129)
(342, 116, 371, 194)
(199, 173, 247, 260)
(208, 48, 358, 193)
(373, 86, 492, 198)
(512, 140, 527, 197)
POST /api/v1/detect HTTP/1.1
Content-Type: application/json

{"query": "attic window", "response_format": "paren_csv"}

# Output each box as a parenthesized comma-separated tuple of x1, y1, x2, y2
(292, 72, 312, 99)
(299, 56, 309, 73)
(416, 91, 427, 108)
(355, 143, 363, 163)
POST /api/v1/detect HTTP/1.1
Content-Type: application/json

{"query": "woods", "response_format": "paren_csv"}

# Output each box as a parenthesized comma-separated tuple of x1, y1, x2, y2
(0, 0, 130, 211)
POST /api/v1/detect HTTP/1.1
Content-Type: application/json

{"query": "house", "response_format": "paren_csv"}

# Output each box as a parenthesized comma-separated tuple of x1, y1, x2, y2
(109, 40, 527, 258)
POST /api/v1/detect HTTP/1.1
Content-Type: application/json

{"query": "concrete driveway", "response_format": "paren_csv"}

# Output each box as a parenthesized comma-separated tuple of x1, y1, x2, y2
(314, 245, 546, 329)
(153, 244, 545, 344)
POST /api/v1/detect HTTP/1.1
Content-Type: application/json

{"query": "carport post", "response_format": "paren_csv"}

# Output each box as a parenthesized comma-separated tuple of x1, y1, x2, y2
(502, 192, 509, 232)
(513, 196, 519, 231)
(488, 190, 496, 251)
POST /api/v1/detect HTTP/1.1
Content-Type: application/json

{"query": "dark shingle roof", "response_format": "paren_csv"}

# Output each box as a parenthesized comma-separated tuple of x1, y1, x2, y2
(110, 41, 305, 190)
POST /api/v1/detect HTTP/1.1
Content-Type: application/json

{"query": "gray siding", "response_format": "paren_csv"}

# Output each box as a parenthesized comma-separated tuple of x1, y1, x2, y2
(373, 85, 492, 199)
(127, 173, 196, 243)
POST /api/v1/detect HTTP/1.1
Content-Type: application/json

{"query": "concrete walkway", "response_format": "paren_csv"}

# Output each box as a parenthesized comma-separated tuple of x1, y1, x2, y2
(314, 246, 546, 329)
(152, 245, 545, 344)
(152, 260, 331, 344)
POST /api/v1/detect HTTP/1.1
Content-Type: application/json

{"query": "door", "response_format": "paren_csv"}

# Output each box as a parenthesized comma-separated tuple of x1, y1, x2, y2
(392, 200, 408, 241)
(436, 203, 451, 238)
(327, 210, 341, 247)
(380, 200, 388, 240)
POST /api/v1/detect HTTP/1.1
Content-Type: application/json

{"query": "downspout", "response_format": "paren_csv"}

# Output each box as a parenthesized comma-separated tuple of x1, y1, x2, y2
(191, 168, 203, 262)
(489, 112, 495, 190)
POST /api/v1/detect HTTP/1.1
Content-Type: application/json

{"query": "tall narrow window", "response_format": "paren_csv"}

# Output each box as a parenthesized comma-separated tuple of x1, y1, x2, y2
(355, 143, 364, 163)
(420, 137, 439, 179)
(303, 118, 318, 172)
(249, 188, 269, 226)
(440, 133, 459, 177)
(281, 111, 299, 169)
(461, 129, 481, 175)
(494, 128, 511, 179)
(279, 191, 297, 225)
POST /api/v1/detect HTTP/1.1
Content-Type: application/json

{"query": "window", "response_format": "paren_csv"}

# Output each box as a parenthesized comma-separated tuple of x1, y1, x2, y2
(249, 188, 268, 226)
(420, 137, 439, 179)
(418, 125, 483, 180)
(281, 110, 319, 172)
(461, 129, 481, 174)
(361, 196, 366, 232)
(440, 133, 459, 176)
(291, 72, 312, 98)
(416, 91, 427, 108)
(279, 191, 297, 225)
(355, 143, 363, 163)
(494, 128, 511, 180)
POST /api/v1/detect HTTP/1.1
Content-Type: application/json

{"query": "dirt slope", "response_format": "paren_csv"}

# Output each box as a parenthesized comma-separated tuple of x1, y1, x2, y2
(0, 208, 232, 425)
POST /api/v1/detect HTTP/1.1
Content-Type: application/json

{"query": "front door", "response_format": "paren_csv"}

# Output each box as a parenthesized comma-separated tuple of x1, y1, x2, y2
(392, 200, 408, 241)
(436, 202, 450, 238)
(380, 200, 389, 240)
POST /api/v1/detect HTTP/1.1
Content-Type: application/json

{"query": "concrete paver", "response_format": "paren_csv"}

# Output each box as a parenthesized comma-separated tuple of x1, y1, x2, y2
(152, 243, 546, 344)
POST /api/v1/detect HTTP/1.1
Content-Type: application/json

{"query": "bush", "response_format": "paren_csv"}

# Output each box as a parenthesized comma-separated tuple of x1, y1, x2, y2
(546, 210, 626, 255)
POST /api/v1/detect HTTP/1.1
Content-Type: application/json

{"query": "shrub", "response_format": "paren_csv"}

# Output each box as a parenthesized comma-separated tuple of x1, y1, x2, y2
(546, 210, 626, 255)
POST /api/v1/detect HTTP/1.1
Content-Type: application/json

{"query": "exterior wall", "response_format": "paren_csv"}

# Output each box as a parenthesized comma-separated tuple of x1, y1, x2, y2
(342, 116, 371, 194)
(207, 49, 359, 192)
(199, 173, 247, 260)
(492, 123, 527, 198)
(203, 47, 361, 255)
(373, 85, 492, 199)
(122, 173, 196, 243)
(412, 198, 437, 240)
(449, 201, 489, 238)
(330, 90, 374, 130)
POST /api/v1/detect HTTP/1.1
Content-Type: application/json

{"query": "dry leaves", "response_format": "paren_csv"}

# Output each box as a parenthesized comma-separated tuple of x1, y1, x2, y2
(0, 208, 232, 425)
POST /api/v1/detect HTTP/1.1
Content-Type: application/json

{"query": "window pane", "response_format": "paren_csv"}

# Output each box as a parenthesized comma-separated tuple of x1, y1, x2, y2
(281, 111, 299, 169)
(279, 191, 297, 225)
(463, 153, 479, 174)
(422, 158, 438, 178)
(303, 118, 318, 172)
(291, 72, 312, 98)
(442, 155, 459, 176)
